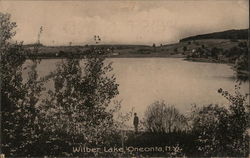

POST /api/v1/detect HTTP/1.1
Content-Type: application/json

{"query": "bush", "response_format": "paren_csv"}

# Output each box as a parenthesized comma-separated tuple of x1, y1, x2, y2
(191, 84, 249, 157)
(191, 104, 230, 156)
(143, 101, 188, 133)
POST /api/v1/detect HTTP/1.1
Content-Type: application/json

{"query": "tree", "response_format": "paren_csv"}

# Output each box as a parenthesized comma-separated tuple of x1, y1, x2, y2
(183, 46, 187, 52)
(38, 47, 120, 156)
(144, 101, 188, 133)
(233, 43, 249, 81)
(0, 13, 17, 46)
(238, 41, 247, 48)
(210, 47, 220, 59)
(1, 12, 26, 155)
(234, 54, 249, 80)
(1, 12, 45, 156)
(174, 48, 178, 53)
(152, 43, 156, 52)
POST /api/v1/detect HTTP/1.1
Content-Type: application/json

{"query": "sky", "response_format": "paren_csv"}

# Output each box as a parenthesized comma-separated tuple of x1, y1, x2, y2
(0, 0, 249, 46)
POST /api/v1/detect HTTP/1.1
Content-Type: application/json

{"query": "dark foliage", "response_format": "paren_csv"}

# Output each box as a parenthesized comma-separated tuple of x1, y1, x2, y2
(180, 29, 248, 42)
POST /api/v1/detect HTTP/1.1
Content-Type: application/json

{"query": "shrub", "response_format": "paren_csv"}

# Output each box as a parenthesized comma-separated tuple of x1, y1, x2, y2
(144, 100, 188, 133)
(191, 84, 249, 157)
(191, 104, 230, 156)
(218, 85, 249, 155)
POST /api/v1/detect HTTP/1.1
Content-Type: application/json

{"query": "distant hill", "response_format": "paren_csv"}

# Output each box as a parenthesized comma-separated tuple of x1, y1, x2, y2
(180, 29, 248, 42)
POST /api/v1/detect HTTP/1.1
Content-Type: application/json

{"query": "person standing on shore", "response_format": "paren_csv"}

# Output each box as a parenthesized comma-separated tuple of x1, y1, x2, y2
(133, 113, 139, 133)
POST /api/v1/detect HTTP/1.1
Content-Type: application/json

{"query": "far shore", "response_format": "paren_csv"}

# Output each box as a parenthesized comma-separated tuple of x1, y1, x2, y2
(27, 53, 185, 59)
(26, 54, 232, 65)
(184, 57, 232, 64)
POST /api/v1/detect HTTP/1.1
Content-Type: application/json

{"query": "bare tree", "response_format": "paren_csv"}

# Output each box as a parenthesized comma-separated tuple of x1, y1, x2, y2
(144, 100, 188, 133)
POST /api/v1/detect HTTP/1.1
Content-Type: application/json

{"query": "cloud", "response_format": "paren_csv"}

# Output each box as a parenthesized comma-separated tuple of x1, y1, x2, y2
(0, 0, 248, 45)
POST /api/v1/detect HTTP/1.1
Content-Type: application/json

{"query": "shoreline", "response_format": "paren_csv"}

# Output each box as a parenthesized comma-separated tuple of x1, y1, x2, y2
(184, 57, 232, 64)
(26, 53, 186, 59)
(26, 55, 234, 66)
(26, 54, 243, 70)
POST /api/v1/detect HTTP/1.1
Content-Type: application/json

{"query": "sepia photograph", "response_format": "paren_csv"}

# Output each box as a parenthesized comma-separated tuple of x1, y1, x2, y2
(0, 0, 249, 157)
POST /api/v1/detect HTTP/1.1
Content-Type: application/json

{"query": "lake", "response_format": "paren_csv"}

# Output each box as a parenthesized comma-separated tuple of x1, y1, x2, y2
(23, 58, 249, 118)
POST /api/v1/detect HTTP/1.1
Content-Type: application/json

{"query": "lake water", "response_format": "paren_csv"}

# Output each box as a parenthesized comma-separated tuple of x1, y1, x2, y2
(23, 58, 249, 118)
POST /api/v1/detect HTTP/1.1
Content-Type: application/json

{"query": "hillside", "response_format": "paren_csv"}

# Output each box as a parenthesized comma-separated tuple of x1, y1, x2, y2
(24, 29, 249, 60)
(180, 29, 248, 42)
